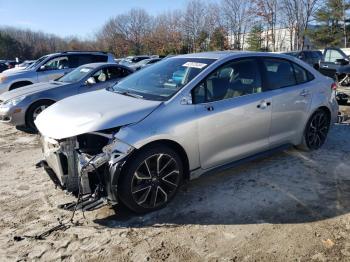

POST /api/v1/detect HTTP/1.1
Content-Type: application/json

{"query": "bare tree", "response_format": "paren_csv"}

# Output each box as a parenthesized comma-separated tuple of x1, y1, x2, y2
(252, 0, 278, 51)
(183, 0, 208, 52)
(281, 0, 298, 50)
(222, 0, 254, 50)
(280, 0, 320, 50)
(300, 0, 321, 49)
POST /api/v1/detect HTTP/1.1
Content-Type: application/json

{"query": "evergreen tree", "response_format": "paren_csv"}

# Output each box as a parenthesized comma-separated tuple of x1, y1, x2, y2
(196, 31, 209, 51)
(246, 24, 264, 51)
(209, 27, 228, 50)
(308, 0, 350, 48)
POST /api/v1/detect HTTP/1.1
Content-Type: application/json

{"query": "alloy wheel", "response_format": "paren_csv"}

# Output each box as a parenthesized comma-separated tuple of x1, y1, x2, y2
(131, 153, 181, 208)
(33, 105, 49, 120)
(305, 111, 330, 150)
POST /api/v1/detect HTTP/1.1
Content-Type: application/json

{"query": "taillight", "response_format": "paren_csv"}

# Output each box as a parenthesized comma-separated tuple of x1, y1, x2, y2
(331, 82, 337, 91)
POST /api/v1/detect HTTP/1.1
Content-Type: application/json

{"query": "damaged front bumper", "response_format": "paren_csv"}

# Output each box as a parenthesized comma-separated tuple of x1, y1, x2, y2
(38, 133, 135, 205)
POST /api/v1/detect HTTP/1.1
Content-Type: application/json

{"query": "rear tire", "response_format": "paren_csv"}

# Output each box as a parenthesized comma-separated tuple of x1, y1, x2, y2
(25, 100, 55, 132)
(297, 109, 330, 151)
(118, 145, 183, 213)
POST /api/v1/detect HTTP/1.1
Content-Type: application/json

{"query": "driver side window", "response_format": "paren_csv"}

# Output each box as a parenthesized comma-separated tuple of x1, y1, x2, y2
(324, 50, 344, 63)
(192, 58, 262, 104)
(43, 56, 69, 70)
(89, 69, 107, 84)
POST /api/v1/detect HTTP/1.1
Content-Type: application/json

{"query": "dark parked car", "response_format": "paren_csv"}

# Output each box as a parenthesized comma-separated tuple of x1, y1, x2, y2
(283, 50, 323, 69)
(0, 63, 8, 73)
(318, 47, 350, 104)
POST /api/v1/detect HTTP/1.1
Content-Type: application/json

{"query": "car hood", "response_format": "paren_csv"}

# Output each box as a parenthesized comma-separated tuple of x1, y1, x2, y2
(0, 81, 66, 101)
(35, 89, 162, 140)
(0, 68, 33, 77)
(2, 67, 25, 73)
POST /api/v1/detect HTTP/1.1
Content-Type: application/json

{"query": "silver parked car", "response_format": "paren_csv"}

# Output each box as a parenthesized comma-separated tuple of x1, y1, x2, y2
(128, 58, 162, 71)
(0, 51, 115, 94)
(35, 51, 339, 213)
(0, 63, 132, 130)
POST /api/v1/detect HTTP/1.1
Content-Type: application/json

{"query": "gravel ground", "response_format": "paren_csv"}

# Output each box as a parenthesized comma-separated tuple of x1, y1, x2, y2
(0, 112, 350, 261)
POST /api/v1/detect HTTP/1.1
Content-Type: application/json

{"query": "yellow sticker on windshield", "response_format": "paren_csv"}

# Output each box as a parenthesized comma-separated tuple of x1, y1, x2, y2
(182, 62, 207, 69)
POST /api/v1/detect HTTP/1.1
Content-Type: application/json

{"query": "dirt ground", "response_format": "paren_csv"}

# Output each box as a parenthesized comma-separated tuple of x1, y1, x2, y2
(1, 108, 350, 261)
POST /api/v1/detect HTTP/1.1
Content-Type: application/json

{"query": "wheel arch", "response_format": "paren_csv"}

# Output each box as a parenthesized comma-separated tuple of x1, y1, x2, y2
(135, 139, 191, 181)
(25, 99, 56, 126)
(315, 106, 331, 119)
(9, 80, 33, 90)
(307, 105, 332, 125)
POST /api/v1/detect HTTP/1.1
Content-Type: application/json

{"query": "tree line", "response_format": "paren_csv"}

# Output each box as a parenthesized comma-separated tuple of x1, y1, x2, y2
(0, 0, 349, 60)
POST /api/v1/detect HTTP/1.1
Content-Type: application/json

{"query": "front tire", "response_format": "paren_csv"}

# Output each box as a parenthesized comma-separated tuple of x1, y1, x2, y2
(26, 100, 55, 132)
(298, 109, 330, 151)
(118, 145, 183, 213)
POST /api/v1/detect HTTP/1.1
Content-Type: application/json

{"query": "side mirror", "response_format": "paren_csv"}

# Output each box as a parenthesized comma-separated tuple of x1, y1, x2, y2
(180, 94, 192, 105)
(298, 55, 303, 60)
(85, 77, 96, 86)
(39, 65, 47, 71)
(335, 58, 349, 65)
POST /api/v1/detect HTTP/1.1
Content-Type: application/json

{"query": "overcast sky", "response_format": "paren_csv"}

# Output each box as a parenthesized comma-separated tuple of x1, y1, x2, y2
(0, 0, 196, 38)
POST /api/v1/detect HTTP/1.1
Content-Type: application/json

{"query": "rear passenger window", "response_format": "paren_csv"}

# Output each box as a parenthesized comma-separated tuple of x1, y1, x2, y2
(106, 67, 131, 79)
(69, 54, 107, 68)
(192, 58, 262, 103)
(91, 55, 108, 63)
(262, 59, 296, 89)
(292, 63, 315, 84)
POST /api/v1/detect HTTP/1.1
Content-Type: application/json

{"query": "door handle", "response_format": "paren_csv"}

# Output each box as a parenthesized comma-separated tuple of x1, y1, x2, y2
(322, 65, 329, 68)
(300, 89, 310, 97)
(257, 100, 271, 109)
(205, 105, 214, 111)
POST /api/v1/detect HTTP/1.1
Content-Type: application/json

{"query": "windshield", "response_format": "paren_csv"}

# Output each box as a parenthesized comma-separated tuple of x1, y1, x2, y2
(110, 57, 216, 101)
(26, 56, 48, 70)
(57, 66, 93, 83)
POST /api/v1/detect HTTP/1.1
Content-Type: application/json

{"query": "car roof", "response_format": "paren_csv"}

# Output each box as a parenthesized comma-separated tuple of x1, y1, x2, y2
(47, 51, 111, 57)
(78, 62, 119, 68)
(174, 51, 296, 60)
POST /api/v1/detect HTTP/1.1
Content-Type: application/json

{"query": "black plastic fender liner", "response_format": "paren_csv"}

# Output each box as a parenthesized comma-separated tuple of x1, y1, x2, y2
(104, 162, 123, 204)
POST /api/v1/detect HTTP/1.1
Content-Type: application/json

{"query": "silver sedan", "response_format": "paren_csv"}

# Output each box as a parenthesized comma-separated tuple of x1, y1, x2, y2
(0, 63, 132, 131)
(35, 51, 339, 213)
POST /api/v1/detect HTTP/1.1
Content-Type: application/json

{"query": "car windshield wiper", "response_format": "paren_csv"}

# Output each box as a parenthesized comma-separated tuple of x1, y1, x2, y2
(115, 90, 144, 99)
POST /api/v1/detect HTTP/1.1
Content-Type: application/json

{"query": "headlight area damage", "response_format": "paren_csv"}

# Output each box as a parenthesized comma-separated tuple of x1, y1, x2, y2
(36, 130, 135, 211)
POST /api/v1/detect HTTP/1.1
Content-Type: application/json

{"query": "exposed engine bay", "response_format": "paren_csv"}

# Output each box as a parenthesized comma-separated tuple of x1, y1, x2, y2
(38, 130, 135, 208)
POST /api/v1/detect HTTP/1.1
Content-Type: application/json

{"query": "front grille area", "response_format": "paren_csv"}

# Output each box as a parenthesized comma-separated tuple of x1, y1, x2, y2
(42, 136, 79, 192)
